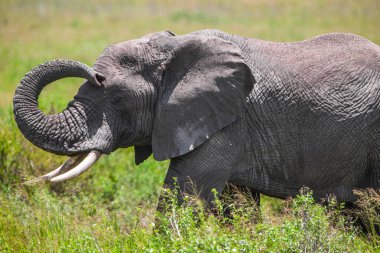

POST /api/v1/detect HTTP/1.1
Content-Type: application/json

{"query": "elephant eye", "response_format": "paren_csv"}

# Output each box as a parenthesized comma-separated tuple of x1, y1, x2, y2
(110, 96, 123, 105)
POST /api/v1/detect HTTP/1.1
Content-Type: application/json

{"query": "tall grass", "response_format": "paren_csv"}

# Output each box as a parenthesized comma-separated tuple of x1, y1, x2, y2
(0, 0, 380, 251)
(0, 108, 379, 251)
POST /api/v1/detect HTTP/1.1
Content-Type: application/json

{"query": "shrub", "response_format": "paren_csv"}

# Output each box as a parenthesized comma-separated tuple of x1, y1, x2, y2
(352, 188, 380, 247)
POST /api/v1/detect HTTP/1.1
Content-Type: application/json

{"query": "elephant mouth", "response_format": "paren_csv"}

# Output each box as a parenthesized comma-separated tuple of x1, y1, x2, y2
(24, 150, 102, 184)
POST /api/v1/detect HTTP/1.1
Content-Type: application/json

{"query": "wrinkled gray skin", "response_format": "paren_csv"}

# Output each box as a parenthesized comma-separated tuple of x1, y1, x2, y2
(14, 29, 380, 204)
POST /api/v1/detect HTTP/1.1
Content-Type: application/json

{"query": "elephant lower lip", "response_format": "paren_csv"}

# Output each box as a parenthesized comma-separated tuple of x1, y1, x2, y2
(61, 146, 112, 156)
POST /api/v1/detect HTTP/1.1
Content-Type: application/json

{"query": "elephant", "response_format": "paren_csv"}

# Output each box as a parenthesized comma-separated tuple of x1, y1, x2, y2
(13, 29, 380, 207)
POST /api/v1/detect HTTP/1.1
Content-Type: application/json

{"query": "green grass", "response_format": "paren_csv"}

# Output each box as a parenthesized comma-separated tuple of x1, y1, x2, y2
(0, 0, 380, 251)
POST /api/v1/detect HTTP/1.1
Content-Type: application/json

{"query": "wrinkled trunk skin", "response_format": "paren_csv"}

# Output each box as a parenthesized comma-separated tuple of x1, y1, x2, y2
(13, 60, 100, 155)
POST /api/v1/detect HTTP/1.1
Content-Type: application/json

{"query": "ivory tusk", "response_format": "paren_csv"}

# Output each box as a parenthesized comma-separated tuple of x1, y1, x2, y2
(22, 154, 85, 185)
(50, 150, 102, 183)
(40, 154, 86, 180)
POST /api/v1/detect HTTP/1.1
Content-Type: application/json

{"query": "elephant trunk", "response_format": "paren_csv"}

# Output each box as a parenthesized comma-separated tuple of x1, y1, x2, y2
(13, 59, 105, 155)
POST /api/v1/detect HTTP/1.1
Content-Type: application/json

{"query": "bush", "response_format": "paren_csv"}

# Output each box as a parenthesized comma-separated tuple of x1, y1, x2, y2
(146, 186, 371, 252)
(352, 189, 380, 247)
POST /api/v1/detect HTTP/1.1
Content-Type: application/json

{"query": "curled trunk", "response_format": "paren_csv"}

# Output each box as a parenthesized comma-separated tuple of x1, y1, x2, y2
(13, 59, 104, 155)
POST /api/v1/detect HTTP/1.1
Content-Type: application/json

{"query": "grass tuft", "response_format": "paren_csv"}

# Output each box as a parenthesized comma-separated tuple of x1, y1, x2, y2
(352, 189, 380, 247)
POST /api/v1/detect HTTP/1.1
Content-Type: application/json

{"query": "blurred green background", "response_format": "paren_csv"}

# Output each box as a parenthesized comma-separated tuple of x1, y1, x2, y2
(1, 0, 379, 109)
(0, 1, 379, 251)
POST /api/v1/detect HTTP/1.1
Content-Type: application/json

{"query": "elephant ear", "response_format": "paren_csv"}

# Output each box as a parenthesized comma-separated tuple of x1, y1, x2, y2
(152, 35, 255, 161)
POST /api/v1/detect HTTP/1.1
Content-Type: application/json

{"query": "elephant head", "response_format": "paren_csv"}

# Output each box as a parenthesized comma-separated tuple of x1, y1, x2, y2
(14, 31, 254, 182)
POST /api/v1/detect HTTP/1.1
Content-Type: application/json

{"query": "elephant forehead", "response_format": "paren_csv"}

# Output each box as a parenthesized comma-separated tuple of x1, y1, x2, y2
(107, 74, 152, 93)
(107, 39, 142, 57)
(94, 43, 161, 88)
(94, 40, 145, 72)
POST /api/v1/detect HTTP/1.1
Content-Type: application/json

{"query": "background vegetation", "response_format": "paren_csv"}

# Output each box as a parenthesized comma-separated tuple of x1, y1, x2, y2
(0, 0, 379, 252)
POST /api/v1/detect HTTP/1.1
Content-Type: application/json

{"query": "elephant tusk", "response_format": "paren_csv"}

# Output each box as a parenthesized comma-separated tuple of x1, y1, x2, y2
(40, 154, 86, 180)
(50, 150, 102, 183)
(22, 154, 86, 185)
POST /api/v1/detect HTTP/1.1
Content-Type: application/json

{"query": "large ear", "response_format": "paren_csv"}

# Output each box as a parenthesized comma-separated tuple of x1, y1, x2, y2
(152, 35, 255, 161)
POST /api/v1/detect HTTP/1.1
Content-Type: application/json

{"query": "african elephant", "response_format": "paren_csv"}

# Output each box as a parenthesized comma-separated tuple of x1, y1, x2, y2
(13, 29, 380, 205)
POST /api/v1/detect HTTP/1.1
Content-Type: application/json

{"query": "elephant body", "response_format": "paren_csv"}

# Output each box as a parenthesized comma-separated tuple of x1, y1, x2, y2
(14, 29, 380, 204)
(193, 30, 380, 201)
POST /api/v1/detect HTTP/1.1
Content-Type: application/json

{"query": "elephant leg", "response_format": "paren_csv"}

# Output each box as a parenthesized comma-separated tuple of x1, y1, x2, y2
(160, 156, 230, 210)
(157, 119, 248, 212)
(155, 155, 230, 231)
(249, 188, 261, 207)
